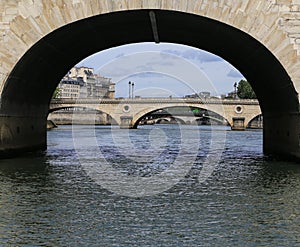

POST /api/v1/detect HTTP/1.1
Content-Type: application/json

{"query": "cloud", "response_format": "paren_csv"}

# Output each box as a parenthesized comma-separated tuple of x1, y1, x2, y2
(115, 53, 125, 58)
(98, 52, 178, 80)
(227, 69, 243, 78)
(100, 67, 132, 78)
(161, 49, 222, 63)
(135, 64, 155, 71)
(77, 42, 243, 96)
(161, 49, 182, 57)
(133, 71, 165, 78)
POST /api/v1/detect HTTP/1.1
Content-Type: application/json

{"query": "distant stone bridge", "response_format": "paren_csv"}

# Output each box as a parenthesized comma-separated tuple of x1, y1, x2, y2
(1, 0, 300, 158)
(49, 98, 261, 130)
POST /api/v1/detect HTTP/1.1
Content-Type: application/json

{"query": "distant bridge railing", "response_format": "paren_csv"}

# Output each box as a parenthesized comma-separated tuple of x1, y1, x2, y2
(50, 98, 260, 105)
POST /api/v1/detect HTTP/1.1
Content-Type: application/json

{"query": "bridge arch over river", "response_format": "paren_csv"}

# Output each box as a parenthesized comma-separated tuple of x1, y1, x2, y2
(49, 98, 261, 129)
(1, 1, 300, 158)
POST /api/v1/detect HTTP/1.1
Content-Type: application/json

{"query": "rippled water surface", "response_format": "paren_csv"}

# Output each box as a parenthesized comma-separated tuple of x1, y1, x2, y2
(0, 125, 299, 246)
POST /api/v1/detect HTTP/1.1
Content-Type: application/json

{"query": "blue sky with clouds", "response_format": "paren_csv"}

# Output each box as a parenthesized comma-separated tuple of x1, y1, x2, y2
(77, 42, 245, 98)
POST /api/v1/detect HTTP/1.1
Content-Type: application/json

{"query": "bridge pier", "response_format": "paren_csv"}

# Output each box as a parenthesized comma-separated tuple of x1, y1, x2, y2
(0, 111, 300, 161)
(0, 116, 47, 157)
(231, 117, 246, 130)
(264, 112, 300, 160)
(120, 116, 135, 129)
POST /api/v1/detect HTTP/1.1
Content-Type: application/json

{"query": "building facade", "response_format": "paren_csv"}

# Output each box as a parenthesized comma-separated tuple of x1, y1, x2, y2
(57, 78, 82, 99)
(57, 67, 115, 99)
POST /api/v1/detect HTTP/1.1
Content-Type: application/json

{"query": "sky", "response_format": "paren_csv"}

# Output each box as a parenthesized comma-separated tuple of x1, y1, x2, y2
(77, 42, 245, 98)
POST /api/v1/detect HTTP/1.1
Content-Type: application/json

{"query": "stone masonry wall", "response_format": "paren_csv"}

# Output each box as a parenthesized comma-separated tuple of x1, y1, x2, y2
(0, 0, 300, 93)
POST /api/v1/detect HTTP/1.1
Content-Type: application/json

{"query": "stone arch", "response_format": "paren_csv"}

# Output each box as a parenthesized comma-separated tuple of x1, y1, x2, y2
(244, 113, 263, 129)
(247, 114, 263, 129)
(169, 117, 186, 125)
(194, 116, 229, 126)
(1, 1, 299, 92)
(48, 106, 117, 125)
(1, 9, 298, 115)
(48, 106, 104, 114)
(142, 115, 186, 126)
(132, 105, 231, 128)
(0, 2, 299, 157)
(156, 118, 171, 124)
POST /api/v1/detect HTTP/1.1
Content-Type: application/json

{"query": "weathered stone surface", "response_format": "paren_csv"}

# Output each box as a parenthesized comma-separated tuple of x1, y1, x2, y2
(0, 0, 298, 97)
(0, 0, 299, 158)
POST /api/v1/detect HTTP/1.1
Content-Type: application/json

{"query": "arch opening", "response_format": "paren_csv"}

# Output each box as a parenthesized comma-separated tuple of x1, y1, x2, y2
(247, 114, 263, 129)
(2, 10, 298, 114)
(0, 9, 299, 158)
(48, 107, 117, 126)
(133, 106, 229, 128)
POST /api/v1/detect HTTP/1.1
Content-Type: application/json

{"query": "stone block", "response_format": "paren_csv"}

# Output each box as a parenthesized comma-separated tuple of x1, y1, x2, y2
(277, 0, 293, 5)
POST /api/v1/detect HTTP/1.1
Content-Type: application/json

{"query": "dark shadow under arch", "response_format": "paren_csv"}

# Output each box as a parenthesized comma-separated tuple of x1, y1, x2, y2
(194, 116, 229, 126)
(1, 9, 299, 158)
(1, 9, 298, 116)
(133, 106, 229, 128)
(48, 106, 117, 125)
(247, 114, 263, 129)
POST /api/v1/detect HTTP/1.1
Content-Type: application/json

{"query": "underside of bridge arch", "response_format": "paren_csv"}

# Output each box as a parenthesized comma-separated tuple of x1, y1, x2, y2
(134, 106, 229, 128)
(142, 116, 186, 126)
(1, 10, 299, 158)
(247, 114, 263, 129)
(194, 116, 229, 126)
(48, 106, 106, 115)
(48, 107, 117, 126)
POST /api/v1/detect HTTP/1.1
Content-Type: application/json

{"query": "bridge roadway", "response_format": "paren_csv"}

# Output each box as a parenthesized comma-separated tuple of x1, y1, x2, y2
(49, 98, 261, 130)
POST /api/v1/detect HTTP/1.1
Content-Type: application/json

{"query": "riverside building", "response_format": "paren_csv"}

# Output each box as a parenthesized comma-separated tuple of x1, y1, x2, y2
(49, 67, 116, 125)
(57, 66, 115, 99)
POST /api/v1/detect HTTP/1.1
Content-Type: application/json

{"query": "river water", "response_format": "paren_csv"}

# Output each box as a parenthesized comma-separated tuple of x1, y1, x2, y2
(0, 125, 299, 246)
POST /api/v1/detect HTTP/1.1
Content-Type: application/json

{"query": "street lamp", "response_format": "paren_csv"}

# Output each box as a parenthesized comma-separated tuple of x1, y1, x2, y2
(234, 82, 237, 99)
(132, 82, 135, 99)
(128, 81, 131, 99)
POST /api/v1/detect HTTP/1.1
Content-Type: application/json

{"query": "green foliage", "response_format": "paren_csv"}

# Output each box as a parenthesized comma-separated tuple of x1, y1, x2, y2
(237, 80, 256, 99)
(52, 87, 60, 99)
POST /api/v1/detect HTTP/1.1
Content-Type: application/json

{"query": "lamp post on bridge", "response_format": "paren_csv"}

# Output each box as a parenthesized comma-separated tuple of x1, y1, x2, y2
(234, 82, 237, 99)
(128, 81, 131, 99)
(132, 82, 134, 99)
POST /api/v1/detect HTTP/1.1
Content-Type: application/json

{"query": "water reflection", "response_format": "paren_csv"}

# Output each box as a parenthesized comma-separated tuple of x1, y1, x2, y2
(0, 125, 299, 246)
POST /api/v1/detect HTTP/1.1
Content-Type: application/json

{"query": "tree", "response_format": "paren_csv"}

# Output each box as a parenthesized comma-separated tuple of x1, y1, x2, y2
(237, 80, 256, 99)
